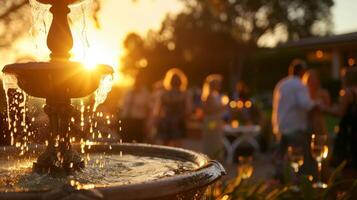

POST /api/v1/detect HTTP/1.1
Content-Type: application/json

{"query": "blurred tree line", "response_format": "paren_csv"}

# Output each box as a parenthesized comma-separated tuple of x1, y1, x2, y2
(122, 0, 334, 93)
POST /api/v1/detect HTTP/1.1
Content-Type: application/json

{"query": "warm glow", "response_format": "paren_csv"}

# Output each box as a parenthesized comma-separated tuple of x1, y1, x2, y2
(237, 100, 244, 109)
(315, 50, 324, 59)
(221, 95, 229, 106)
(70, 37, 119, 71)
(245, 100, 252, 108)
(221, 195, 230, 200)
(69, 33, 134, 86)
(231, 120, 239, 128)
(348, 58, 355, 66)
(229, 101, 237, 108)
(339, 89, 346, 97)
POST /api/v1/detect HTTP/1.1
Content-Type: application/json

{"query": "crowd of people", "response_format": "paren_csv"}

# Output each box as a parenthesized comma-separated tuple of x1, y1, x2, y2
(119, 69, 228, 159)
(118, 68, 265, 159)
(273, 59, 357, 179)
(120, 59, 357, 177)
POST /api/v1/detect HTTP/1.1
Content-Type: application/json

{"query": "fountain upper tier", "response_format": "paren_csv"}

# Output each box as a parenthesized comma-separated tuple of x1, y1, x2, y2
(2, 0, 114, 99)
(3, 61, 113, 99)
(37, 0, 86, 5)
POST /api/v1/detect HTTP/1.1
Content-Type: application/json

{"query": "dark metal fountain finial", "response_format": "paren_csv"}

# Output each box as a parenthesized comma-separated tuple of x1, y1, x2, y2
(47, 1, 73, 60)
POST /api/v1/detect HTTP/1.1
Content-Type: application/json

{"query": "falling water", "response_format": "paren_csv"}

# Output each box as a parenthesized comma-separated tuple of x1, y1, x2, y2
(1, 73, 115, 168)
(93, 75, 113, 112)
(29, 0, 51, 59)
(0, 74, 40, 159)
(29, 0, 94, 60)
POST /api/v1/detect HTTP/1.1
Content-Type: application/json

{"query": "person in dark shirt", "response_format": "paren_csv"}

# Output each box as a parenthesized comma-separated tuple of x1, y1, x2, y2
(327, 67, 357, 170)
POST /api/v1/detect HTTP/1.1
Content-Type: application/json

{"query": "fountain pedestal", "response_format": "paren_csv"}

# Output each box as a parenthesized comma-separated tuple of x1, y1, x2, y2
(33, 102, 84, 175)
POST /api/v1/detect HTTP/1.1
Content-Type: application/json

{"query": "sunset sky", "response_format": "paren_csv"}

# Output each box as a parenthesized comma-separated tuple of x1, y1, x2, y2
(2, 0, 357, 76)
(69, 0, 357, 68)
(97, 0, 357, 45)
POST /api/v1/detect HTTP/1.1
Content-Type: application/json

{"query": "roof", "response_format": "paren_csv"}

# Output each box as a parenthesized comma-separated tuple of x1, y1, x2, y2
(278, 32, 357, 49)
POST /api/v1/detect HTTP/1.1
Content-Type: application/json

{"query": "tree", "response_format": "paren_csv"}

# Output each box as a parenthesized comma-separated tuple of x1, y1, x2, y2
(122, 0, 334, 90)
(179, 0, 334, 44)
(0, 0, 30, 48)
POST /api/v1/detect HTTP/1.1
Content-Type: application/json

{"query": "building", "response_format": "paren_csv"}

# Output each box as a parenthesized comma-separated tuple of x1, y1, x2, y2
(279, 32, 357, 80)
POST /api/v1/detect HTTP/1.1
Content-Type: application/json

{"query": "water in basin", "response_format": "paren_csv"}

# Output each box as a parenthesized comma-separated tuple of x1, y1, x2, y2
(0, 153, 198, 192)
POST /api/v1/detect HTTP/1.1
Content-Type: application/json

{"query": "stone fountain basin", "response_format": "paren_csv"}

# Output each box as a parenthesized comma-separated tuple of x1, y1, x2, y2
(2, 61, 113, 99)
(0, 143, 226, 200)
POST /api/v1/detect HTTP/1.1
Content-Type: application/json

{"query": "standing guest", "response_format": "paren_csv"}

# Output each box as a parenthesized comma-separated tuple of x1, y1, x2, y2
(327, 68, 357, 170)
(120, 72, 150, 143)
(149, 81, 164, 113)
(155, 68, 192, 146)
(302, 69, 331, 134)
(272, 59, 317, 176)
(231, 80, 264, 126)
(146, 80, 164, 142)
(201, 74, 225, 160)
(232, 80, 250, 100)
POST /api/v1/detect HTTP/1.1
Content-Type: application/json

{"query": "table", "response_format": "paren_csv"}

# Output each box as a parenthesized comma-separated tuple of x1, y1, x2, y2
(223, 124, 261, 164)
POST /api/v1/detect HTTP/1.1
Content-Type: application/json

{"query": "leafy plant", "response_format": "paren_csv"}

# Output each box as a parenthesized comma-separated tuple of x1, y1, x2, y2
(206, 161, 356, 200)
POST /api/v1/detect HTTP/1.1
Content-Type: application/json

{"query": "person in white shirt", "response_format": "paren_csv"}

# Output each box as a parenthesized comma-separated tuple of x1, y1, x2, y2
(272, 59, 316, 176)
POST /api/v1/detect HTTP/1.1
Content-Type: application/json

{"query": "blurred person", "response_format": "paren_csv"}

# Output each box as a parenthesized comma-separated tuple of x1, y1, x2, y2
(327, 68, 357, 170)
(189, 85, 203, 110)
(272, 59, 317, 176)
(155, 68, 192, 146)
(146, 80, 164, 142)
(149, 81, 164, 112)
(201, 74, 225, 160)
(230, 80, 267, 154)
(231, 80, 264, 126)
(120, 72, 150, 143)
(185, 85, 204, 139)
(233, 80, 250, 100)
(303, 69, 331, 180)
(302, 69, 331, 134)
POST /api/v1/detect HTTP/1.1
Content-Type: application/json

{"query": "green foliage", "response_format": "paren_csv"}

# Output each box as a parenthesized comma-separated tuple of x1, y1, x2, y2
(206, 161, 355, 200)
(328, 161, 347, 185)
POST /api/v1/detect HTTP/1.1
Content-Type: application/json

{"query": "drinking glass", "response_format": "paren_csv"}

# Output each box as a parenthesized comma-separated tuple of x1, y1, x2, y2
(238, 156, 254, 180)
(287, 146, 304, 173)
(310, 134, 329, 188)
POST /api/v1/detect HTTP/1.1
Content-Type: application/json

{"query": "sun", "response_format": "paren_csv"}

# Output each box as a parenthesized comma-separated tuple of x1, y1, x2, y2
(70, 39, 118, 70)
(70, 38, 134, 87)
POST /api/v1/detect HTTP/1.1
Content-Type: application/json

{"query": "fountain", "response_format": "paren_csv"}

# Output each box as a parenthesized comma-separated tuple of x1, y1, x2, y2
(0, 0, 225, 199)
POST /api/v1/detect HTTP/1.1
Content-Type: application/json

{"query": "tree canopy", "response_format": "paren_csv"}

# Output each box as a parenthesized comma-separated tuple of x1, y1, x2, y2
(122, 0, 334, 89)
(0, 0, 30, 48)
(179, 0, 334, 44)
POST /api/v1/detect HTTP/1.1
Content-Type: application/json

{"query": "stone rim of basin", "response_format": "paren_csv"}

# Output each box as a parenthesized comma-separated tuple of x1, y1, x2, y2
(0, 143, 226, 200)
